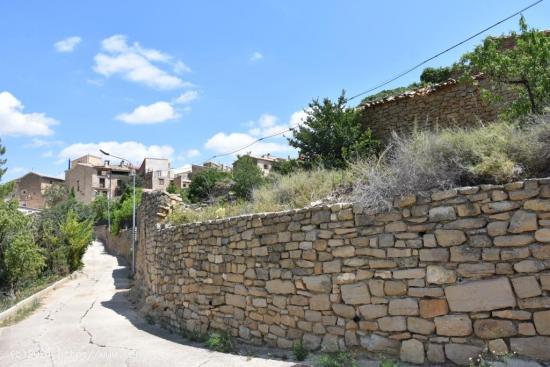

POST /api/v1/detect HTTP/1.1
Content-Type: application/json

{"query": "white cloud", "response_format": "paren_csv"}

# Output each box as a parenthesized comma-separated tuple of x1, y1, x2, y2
(250, 51, 263, 62)
(58, 141, 174, 165)
(289, 109, 308, 128)
(173, 164, 191, 174)
(184, 148, 200, 158)
(93, 35, 190, 90)
(54, 36, 81, 52)
(174, 90, 199, 105)
(25, 138, 64, 148)
(116, 101, 178, 124)
(205, 132, 291, 157)
(42, 150, 54, 158)
(0, 91, 59, 137)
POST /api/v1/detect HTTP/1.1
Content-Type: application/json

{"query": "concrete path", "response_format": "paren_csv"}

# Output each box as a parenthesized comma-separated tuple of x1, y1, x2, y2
(0, 241, 296, 367)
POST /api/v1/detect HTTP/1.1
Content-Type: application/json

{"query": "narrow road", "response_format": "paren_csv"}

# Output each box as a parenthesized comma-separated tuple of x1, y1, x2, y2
(0, 241, 296, 367)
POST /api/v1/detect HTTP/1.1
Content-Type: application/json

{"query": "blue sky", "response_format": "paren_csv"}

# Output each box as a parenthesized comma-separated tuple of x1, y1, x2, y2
(1, 0, 549, 181)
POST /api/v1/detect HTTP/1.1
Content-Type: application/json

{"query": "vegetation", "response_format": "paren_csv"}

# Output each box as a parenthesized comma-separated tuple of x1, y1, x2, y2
(314, 352, 357, 367)
(0, 299, 42, 327)
(110, 187, 142, 235)
(292, 340, 308, 361)
(461, 17, 550, 118)
(188, 168, 232, 203)
(288, 91, 379, 169)
(205, 330, 234, 353)
(420, 66, 454, 84)
(232, 155, 264, 199)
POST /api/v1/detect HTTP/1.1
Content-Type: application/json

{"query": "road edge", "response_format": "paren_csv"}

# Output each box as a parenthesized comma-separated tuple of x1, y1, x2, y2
(0, 274, 75, 323)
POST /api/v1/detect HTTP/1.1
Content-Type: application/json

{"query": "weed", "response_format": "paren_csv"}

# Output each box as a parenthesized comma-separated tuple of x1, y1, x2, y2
(181, 327, 207, 342)
(205, 330, 234, 353)
(314, 351, 357, 367)
(0, 299, 41, 327)
(380, 358, 399, 367)
(292, 340, 309, 361)
(468, 350, 517, 367)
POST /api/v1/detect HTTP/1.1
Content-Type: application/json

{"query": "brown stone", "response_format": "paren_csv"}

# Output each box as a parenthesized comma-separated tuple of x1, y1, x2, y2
(332, 245, 355, 257)
(434, 314, 472, 336)
(535, 228, 550, 242)
(532, 244, 550, 259)
(500, 247, 530, 260)
(332, 304, 356, 319)
(378, 316, 407, 331)
(302, 333, 322, 350)
(419, 299, 448, 318)
(474, 319, 517, 339)
(429, 206, 456, 222)
(400, 338, 424, 364)
(513, 259, 545, 273)
(310, 294, 330, 310)
(445, 277, 516, 312)
(358, 304, 388, 320)
(512, 276, 541, 298)
(456, 202, 481, 217)
(445, 344, 483, 366)
(487, 221, 508, 237)
(384, 280, 407, 296)
(494, 234, 534, 247)
(393, 268, 425, 279)
(388, 298, 418, 316)
(457, 263, 495, 277)
(360, 334, 400, 354)
(450, 245, 481, 262)
(427, 343, 445, 363)
(533, 310, 550, 335)
(488, 338, 509, 355)
(435, 229, 466, 247)
(492, 310, 531, 320)
(408, 287, 444, 298)
(407, 317, 435, 335)
(341, 282, 370, 305)
(518, 322, 536, 336)
(426, 265, 456, 284)
(541, 274, 550, 290)
(302, 275, 332, 293)
(524, 199, 550, 212)
(323, 259, 341, 273)
(510, 337, 550, 360)
(265, 279, 295, 294)
(508, 210, 538, 233)
(518, 297, 550, 310)
(420, 248, 449, 262)
(444, 218, 487, 229)
(509, 187, 540, 200)
(482, 201, 521, 214)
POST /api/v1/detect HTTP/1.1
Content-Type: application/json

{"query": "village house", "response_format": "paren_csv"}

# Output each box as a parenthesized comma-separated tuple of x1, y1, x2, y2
(137, 158, 173, 192)
(65, 154, 132, 204)
(242, 154, 284, 176)
(11, 172, 65, 210)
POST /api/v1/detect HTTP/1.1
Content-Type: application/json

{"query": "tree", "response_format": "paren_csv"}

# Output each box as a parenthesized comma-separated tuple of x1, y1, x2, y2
(271, 158, 306, 176)
(420, 66, 453, 84)
(91, 194, 108, 223)
(288, 91, 379, 169)
(188, 168, 232, 203)
(60, 210, 92, 271)
(44, 184, 69, 208)
(166, 181, 178, 194)
(232, 155, 264, 199)
(461, 17, 550, 118)
(3, 232, 45, 291)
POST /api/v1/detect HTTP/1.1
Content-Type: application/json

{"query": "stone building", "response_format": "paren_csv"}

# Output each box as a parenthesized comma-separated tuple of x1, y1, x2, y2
(172, 170, 192, 189)
(138, 158, 173, 192)
(358, 75, 516, 142)
(244, 154, 284, 176)
(65, 154, 132, 204)
(12, 172, 64, 209)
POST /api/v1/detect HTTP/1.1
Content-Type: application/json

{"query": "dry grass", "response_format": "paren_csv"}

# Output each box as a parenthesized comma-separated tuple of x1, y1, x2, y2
(0, 299, 41, 327)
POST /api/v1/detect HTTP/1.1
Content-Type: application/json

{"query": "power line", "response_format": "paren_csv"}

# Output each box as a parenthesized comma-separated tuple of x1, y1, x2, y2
(346, 0, 544, 102)
(202, 0, 543, 164)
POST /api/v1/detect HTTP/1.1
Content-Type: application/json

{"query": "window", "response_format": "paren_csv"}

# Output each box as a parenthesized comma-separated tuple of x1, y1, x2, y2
(159, 178, 165, 185)
(264, 164, 269, 170)
(99, 177, 106, 188)
(76, 180, 80, 192)
(156, 170, 162, 177)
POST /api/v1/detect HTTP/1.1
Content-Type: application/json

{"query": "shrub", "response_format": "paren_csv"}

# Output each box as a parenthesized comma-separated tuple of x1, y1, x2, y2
(314, 352, 357, 367)
(60, 210, 93, 271)
(352, 114, 550, 210)
(3, 233, 45, 292)
(292, 340, 308, 361)
(232, 155, 264, 199)
(188, 168, 232, 203)
(205, 330, 234, 353)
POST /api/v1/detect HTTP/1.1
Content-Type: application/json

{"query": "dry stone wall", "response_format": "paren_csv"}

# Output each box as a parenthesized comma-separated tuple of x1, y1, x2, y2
(135, 180, 550, 365)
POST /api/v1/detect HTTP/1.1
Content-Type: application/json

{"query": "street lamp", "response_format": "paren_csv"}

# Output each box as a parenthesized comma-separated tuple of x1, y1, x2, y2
(100, 149, 137, 275)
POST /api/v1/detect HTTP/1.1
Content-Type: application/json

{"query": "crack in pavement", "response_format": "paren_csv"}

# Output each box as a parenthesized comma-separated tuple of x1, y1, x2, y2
(44, 302, 66, 321)
(32, 338, 54, 367)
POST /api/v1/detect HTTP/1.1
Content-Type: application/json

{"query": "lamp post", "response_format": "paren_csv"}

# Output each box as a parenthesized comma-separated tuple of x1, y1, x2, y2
(100, 149, 137, 274)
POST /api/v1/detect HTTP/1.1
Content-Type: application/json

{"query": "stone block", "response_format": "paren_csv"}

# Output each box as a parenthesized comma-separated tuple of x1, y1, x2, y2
(450, 245, 480, 262)
(508, 210, 538, 233)
(388, 298, 418, 316)
(323, 259, 341, 273)
(469, 235, 493, 248)
(524, 199, 550, 212)
(435, 314, 472, 336)
(407, 317, 435, 335)
(332, 245, 355, 257)
(474, 319, 517, 339)
(456, 202, 481, 217)
(332, 304, 355, 319)
(384, 280, 407, 296)
(482, 201, 521, 214)
(360, 334, 400, 354)
(427, 343, 445, 363)
(310, 294, 330, 311)
(541, 274, 550, 290)
(445, 277, 516, 312)
(432, 189, 457, 201)
(226, 294, 246, 308)
(492, 310, 531, 320)
(341, 282, 370, 305)
(518, 322, 536, 336)
(533, 310, 550, 335)
(302, 275, 332, 293)
(518, 297, 550, 310)
(435, 229, 466, 247)
(444, 218, 487, 229)
(494, 234, 534, 247)
(378, 316, 407, 331)
(457, 263, 495, 277)
(400, 338, 424, 364)
(393, 268, 425, 279)
(426, 265, 456, 284)
(379, 233, 395, 247)
(302, 333, 322, 350)
(311, 210, 331, 224)
(429, 206, 456, 221)
(358, 304, 388, 320)
(419, 299, 449, 318)
(512, 276, 541, 298)
(488, 221, 508, 237)
(488, 338, 509, 355)
(419, 248, 449, 262)
(500, 247, 530, 260)
(265, 279, 295, 294)
(513, 260, 545, 273)
(445, 343, 483, 366)
(532, 244, 550, 259)
(510, 337, 550, 360)
(535, 228, 550, 242)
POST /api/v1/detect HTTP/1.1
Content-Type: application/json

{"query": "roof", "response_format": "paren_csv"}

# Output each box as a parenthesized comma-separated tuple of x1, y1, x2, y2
(359, 74, 485, 109)
(15, 171, 64, 182)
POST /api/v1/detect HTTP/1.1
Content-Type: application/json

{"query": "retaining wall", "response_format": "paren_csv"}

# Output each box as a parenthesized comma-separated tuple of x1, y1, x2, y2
(94, 225, 132, 263)
(135, 180, 550, 365)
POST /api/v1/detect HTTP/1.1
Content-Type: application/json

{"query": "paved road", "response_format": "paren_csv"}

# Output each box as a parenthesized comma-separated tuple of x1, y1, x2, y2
(0, 241, 296, 367)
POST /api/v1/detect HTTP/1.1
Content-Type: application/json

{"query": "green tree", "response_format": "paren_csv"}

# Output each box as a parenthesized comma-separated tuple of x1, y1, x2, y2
(420, 66, 453, 84)
(166, 181, 178, 194)
(3, 232, 45, 291)
(232, 155, 264, 199)
(110, 187, 142, 234)
(188, 168, 232, 203)
(288, 91, 379, 169)
(271, 158, 305, 176)
(44, 184, 69, 208)
(60, 210, 92, 271)
(461, 17, 550, 117)
(91, 194, 108, 223)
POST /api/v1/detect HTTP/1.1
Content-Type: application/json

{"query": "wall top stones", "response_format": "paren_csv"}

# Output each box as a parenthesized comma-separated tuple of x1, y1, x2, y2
(136, 177, 550, 365)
